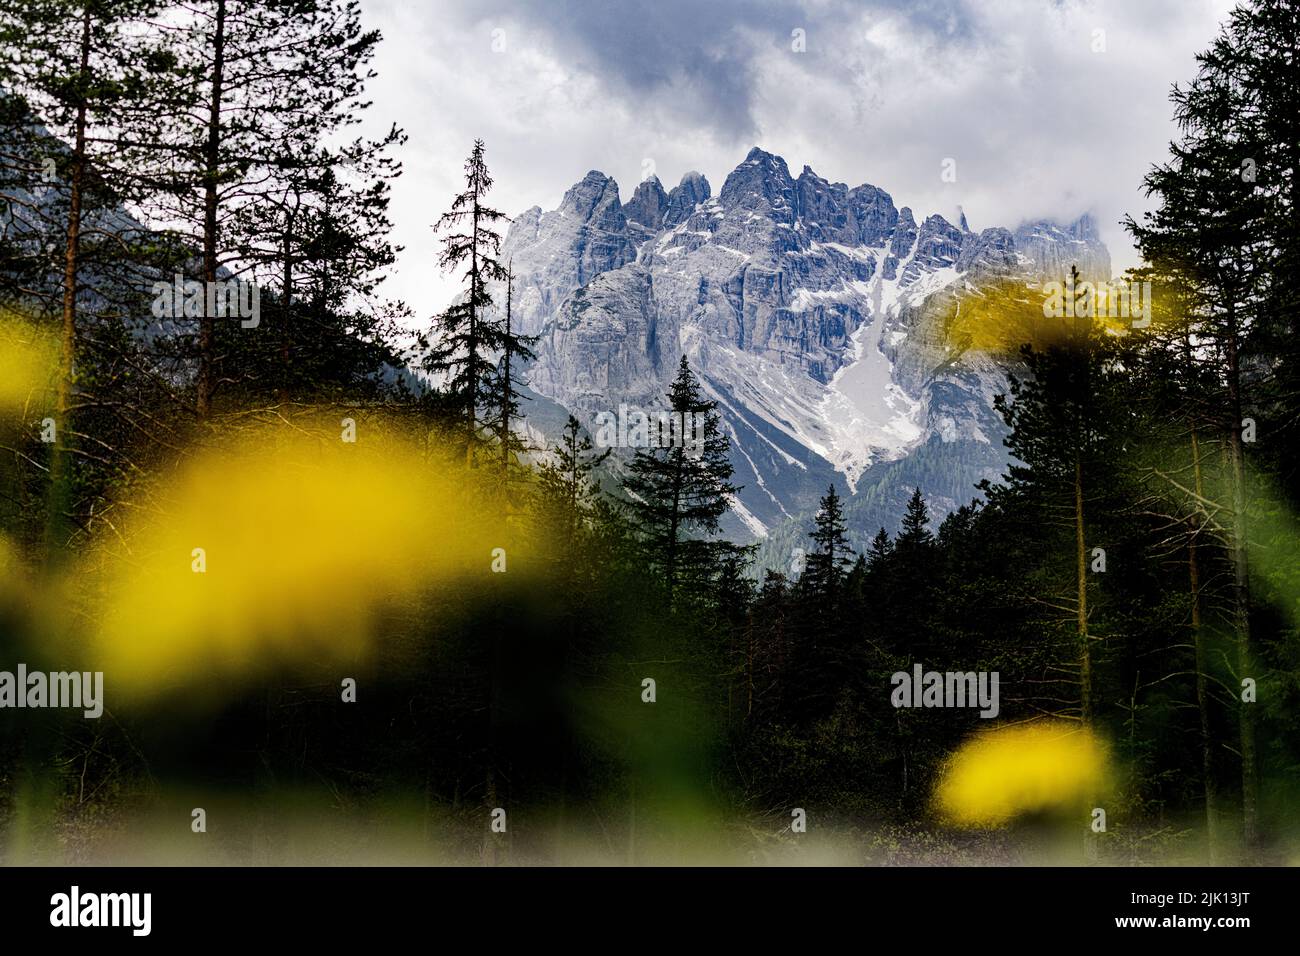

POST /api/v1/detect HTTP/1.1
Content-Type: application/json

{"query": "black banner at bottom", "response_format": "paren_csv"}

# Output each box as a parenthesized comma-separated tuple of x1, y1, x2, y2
(0, 866, 1285, 941)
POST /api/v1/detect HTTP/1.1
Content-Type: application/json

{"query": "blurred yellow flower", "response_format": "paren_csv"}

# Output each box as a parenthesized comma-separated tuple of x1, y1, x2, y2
(934, 720, 1111, 827)
(89, 424, 519, 697)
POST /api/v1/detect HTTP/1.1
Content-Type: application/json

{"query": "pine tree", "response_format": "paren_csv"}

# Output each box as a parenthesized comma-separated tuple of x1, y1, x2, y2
(537, 414, 609, 560)
(625, 355, 740, 599)
(1119, 260, 1230, 857)
(877, 488, 938, 659)
(866, 527, 894, 570)
(984, 269, 1135, 730)
(237, 145, 406, 407)
(133, 0, 394, 418)
(1123, 4, 1297, 839)
(803, 484, 854, 600)
(0, 0, 179, 559)
(424, 140, 515, 462)
(844, 553, 867, 605)
(896, 487, 933, 551)
(484, 263, 538, 495)
(221, 162, 409, 409)
(750, 568, 791, 718)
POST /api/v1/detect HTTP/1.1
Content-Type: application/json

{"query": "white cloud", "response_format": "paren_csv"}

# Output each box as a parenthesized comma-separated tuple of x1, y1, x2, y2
(357, 0, 1237, 325)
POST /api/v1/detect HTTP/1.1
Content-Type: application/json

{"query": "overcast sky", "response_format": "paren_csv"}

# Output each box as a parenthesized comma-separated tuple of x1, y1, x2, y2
(357, 0, 1238, 323)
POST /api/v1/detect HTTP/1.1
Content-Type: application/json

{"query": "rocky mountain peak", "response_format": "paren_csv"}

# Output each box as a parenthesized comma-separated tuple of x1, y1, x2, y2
(558, 170, 624, 221)
(499, 170, 637, 334)
(623, 175, 669, 234)
(900, 214, 964, 284)
(1067, 212, 1100, 242)
(663, 171, 710, 227)
(794, 165, 851, 243)
(719, 147, 797, 222)
(1012, 213, 1110, 280)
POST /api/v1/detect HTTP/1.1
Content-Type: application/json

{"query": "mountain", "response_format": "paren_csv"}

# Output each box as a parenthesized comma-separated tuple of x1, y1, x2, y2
(500, 147, 1111, 561)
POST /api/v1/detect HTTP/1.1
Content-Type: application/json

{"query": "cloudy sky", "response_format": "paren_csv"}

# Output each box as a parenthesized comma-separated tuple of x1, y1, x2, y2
(356, 0, 1237, 322)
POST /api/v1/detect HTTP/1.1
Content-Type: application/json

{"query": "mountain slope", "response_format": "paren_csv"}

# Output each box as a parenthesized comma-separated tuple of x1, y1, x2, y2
(501, 147, 1111, 553)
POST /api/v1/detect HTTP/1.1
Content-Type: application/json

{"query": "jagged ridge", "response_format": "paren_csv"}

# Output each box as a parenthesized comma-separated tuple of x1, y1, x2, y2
(500, 147, 1111, 547)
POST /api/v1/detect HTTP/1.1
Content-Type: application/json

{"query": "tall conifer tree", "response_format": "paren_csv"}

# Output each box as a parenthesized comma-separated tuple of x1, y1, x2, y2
(625, 355, 739, 598)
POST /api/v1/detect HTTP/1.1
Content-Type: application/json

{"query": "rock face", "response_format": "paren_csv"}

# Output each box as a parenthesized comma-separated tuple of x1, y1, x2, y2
(622, 176, 669, 237)
(526, 266, 666, 412)
(497, 147, 1111, 549)
(663, 171, 710, 227)
(1012, 214, 1111, 279)
(501, 171, 637, 336)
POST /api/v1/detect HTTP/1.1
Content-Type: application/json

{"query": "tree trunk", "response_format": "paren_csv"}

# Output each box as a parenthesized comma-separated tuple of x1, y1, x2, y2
(1222, 307, 1257, 845)
(1070, 266, 1093, 728)
(666, 456, 683, 598)
(465, 195, 479, 465)
(199, 0, 228, 419)
(1187, 425, 1218, 859)
(279, 192, 297, 408)
(1075, 455, 1092, 726)
(746, 615, 754, 719)
(46, 7, 92, 562)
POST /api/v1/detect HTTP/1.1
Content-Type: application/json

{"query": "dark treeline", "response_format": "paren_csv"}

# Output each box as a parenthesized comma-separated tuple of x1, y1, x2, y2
(0, 0, 1297, 865)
